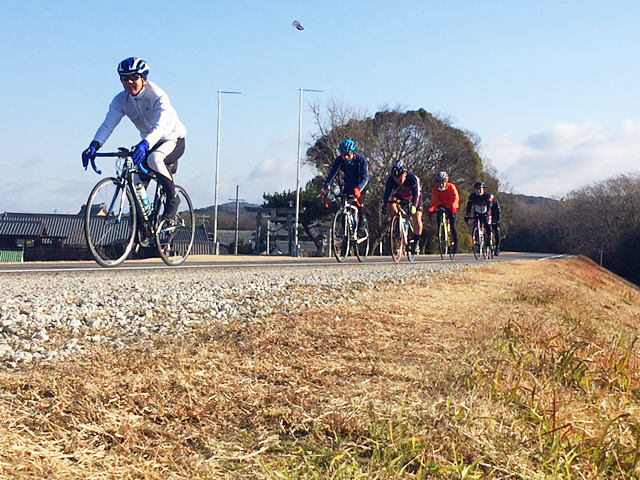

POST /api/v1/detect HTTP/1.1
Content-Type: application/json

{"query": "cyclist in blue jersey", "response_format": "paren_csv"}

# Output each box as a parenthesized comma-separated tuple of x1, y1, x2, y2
(383, 162, 423, 253)
(81, 57, 187, 221)
(322, 139, 369, 200)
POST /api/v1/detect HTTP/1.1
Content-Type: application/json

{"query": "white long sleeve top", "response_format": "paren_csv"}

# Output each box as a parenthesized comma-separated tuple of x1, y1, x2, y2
(92, 81, 187, 148)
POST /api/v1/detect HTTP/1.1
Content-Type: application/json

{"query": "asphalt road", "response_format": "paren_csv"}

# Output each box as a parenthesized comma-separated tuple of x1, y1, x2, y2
(0, 252, 555, 274)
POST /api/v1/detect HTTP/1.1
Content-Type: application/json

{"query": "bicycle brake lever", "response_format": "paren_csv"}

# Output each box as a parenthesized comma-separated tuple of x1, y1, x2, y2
(90, 157, 102, 175)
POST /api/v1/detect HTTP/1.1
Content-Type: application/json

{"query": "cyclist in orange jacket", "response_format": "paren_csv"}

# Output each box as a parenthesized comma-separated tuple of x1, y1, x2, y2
(428, 171, 460, 252)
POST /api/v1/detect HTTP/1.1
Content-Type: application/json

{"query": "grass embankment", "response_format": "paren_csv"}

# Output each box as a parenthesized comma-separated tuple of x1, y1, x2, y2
(1, 256, 640, 478)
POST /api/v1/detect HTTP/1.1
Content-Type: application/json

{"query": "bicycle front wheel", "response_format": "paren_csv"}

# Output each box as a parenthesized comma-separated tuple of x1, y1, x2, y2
(437, 218, 448, 260)
(84, 177, 137, 267)
(332, 210, 350, 263)
(472, 225, 481, 260)
(355, 214, 369, 262)
(155, 185, 195, 266)
(390, 215, 404, 263)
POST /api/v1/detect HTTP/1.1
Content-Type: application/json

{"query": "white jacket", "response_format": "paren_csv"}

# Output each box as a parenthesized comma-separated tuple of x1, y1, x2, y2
(93, 81, 187, 148)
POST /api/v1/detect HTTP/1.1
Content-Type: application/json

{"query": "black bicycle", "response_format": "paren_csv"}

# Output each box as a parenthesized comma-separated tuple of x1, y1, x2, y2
(389, 200, 417, 263)
(329, 193, 369, 263)
(84, 147, 195, 267)
(466, 213, 494, 260)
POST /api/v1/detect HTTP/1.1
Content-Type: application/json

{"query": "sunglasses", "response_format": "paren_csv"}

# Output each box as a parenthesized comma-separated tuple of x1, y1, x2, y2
(120, 73, 142, 82)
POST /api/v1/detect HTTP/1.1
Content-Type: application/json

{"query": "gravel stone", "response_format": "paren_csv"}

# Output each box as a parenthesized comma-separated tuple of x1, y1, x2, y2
(0, 262, 470, 369)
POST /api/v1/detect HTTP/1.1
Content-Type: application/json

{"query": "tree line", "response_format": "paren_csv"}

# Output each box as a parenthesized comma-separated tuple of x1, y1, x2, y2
(264, 104, 640, 286)
(503, 174, 640, 285)
(264, 105, 506, 253)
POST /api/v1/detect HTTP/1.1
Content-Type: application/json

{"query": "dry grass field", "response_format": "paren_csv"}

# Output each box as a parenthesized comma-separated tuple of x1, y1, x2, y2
(1, 256, 640, 478)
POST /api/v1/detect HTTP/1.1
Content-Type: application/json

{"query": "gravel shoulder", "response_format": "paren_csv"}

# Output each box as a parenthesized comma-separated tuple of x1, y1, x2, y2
(0, 261, 471, 369)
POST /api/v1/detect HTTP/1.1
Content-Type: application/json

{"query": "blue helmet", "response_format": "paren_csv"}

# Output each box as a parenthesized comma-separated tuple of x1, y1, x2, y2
(338, 139, 356, 154)
(118, 57, 149, 77)
(391, 162, 407, 176)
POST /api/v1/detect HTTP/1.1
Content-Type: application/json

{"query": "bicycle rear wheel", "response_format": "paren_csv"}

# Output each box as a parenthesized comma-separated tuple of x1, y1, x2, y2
(488, 233, 495, 259)
(482, 228, 491, 259)
(332, 210, 350, 263)
(354, 214, 369, 262)
(472, 225, 481, 260)
(84, 177, 137, 267)
(406, 229, 417, 263)
(447, 220, 455, 260)
(155, 185, 195, 266)
(390, 214, 404, 263)
(437, 217, 448, 260)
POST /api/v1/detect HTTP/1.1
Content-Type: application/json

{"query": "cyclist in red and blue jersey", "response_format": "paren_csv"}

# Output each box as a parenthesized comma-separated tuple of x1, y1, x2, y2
(384, 162, 423, 253)
(322, 139, 369, 200)
(81, 57, 187, 221)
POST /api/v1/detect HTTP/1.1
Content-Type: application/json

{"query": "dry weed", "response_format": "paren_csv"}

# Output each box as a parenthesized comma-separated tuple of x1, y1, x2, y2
(0, 256, 639, 478)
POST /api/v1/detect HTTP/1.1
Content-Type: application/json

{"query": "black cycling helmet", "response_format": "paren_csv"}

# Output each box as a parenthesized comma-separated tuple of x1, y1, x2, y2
(473, 181, 485, 189)
(391, 162, 407, 176)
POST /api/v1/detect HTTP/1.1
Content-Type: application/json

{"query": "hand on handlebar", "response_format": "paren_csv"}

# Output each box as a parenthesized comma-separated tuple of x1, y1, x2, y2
(319, 190, 329, 208)
(131, 140, 149, 166)
(82, 141, 100, 170)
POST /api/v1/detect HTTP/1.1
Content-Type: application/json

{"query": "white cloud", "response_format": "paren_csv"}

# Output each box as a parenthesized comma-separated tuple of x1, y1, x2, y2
(482, 120, 640, 197)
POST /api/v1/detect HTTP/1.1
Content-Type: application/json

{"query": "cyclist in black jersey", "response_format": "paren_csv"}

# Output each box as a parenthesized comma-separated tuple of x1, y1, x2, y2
(465, 181, 500, 254)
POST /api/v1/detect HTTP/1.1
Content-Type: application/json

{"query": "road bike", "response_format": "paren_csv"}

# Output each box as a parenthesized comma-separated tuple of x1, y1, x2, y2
(435, 206, 455, 260)
(84, 147, 195, 267)
(389, 200, 417, 263)
(327, 193, 369, 263)
(467, 213, 494, 260)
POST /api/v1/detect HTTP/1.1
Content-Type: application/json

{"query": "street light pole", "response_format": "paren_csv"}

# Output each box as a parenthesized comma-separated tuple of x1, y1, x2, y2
(295, 87, 322, 257)
(214, 90, 241, 254)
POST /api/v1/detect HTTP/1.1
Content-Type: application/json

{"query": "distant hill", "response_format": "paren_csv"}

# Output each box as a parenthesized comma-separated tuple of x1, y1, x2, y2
(500, 192, 558, 206)
(195, 202, 261, 230)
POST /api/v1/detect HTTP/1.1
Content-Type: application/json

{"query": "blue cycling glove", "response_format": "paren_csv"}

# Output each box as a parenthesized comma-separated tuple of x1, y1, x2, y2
(82, 141, 100, 169)
(131, 139, 149, 166)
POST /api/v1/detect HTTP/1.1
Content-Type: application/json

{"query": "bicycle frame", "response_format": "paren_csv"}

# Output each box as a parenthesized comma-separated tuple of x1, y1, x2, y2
(329, 193, 368, 263)
(85, 147, 195, 267)
(436, 206, 455, 260)
(389, 200, 416, 263)
(471, 213, 493, 260)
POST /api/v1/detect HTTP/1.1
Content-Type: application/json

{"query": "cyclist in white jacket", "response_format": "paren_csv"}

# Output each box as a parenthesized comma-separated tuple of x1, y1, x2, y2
(82, 57, 187, 221)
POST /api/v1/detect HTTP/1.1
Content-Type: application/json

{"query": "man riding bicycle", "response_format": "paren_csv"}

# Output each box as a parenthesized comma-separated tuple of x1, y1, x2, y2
(81, 57, 187, 222)
(464, 181, 494, 248)
(428, 171, 460, 253)
(322, 139, 369, 199)
(383, 162, 423, 254)
(322, 139, 369, 228)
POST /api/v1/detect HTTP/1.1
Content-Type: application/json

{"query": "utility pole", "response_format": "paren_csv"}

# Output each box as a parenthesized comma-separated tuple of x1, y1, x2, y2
(229, 185, 245, 255)
(214, 90, 241, 254)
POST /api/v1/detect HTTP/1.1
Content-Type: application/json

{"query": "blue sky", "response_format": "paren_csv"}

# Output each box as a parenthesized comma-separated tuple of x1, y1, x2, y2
(2, 0, 640, 213)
